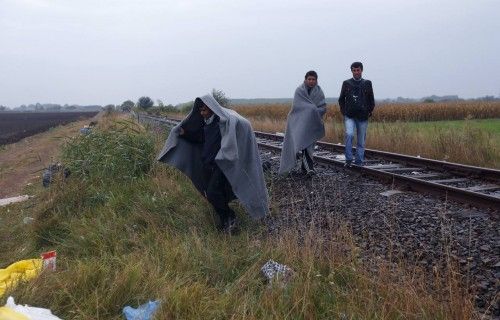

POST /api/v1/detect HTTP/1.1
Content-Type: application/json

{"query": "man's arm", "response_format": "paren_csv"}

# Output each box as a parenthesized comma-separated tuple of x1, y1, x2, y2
(317, 102, 327, 117)
(179, 126, 203, 143)
(365, 81, 375, 114)
(338, 81, 347, 116)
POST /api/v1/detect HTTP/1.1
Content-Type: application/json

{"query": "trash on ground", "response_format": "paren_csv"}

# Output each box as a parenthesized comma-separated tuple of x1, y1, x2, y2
(41, 251, 57, 271)
(80, 125, 92, 135)
(0, 296, 62, 320)
(334, 154, 346, 161)
(0, 195, 31, 208)
(42, 163, 70, 187)
(275, 132, 285, 137)
(261, 260, 294, 285)
(0, 259, 42, 297)
(123, 300, 160, 320)
(380, 190, 404, 197)
(23, 217, 34, 225)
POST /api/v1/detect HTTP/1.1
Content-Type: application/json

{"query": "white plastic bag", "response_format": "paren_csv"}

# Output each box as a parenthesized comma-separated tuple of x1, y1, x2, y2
(0, 296, 62, 320)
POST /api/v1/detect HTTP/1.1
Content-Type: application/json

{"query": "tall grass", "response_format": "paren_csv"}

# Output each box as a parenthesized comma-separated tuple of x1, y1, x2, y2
(230, 102, 500, 168)
(0, 115, 476, 319)
(233, 101, 500, 122)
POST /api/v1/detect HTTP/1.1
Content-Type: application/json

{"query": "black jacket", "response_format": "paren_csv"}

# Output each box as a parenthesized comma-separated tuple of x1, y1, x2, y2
(180, 116, 221, 167)
(338, 78, 375, 120)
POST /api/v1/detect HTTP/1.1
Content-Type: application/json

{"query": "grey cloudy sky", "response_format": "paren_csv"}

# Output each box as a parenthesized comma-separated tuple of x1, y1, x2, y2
(1, 0, 499, 107)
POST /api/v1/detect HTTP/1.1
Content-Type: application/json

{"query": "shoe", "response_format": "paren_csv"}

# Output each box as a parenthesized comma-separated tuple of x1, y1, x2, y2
(223, 217, 238, 235)
(344, 161, 352, 168)
(306, 169, 316, 177)
(354, 161, 364, 167)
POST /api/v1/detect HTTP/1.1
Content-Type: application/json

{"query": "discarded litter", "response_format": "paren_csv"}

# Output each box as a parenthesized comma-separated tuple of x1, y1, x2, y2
(23, 217, 34, 225)
(380, 190, 404, 197)
(0, 259, 42, 297)
(0, 195, 31, 208)
(261, 260, 294, 285)
(275, 132, 285, 137)
(1, 252, 57, 297)
(334, 154, 346, 161)
(41, 251, 57, 271)
(123, 300, 160, 320)
(80, 125, 92, 135)
(0, 296, 62, 320)
(42, 163, 70, 187)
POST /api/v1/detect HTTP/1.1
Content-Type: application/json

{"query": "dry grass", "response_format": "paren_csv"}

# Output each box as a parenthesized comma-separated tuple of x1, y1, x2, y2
(0, 114, 478, 319)
(231, 102, 500, 168)
(233, 101, 500, 123)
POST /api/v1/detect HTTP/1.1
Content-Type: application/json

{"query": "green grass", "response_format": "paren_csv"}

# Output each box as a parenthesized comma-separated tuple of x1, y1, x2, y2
(0, 115, 474, 319)
(392, 118, 500, 135)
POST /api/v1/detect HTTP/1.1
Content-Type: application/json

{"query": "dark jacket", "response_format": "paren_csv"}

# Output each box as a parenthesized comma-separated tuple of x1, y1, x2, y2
(180, 115, 221, 167)
(338, 78, 375, 120)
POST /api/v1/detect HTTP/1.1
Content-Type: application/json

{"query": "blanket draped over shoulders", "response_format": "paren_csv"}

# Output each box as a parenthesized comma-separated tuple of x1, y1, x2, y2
(279, 83, 326, 174)
(157, 94, 269, 219)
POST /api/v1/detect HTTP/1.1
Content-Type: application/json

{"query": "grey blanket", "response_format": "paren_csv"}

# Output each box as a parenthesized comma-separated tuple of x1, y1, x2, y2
(279, 83, 326, 174)
(157, 94, 269, 219)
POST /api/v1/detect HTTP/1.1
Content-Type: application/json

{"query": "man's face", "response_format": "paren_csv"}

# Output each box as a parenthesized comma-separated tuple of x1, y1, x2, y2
(305, 76, 317, 88)
(199, 104, 213, 119)
(351, 67, 363, 80)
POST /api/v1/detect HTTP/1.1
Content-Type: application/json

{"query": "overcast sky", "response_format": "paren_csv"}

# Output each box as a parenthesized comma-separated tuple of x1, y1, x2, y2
(1, 0, 499, 107)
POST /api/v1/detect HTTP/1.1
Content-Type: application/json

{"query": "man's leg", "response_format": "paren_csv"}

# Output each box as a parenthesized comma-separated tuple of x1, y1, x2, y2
(206, 166, 235, 230)
(344, 117, 355, 165)
(301, 144, 315, 173)
(354, 119, 368, 165)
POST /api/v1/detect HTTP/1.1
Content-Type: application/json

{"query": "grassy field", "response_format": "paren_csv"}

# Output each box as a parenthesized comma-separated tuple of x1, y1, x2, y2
(229, 102, 500, 169)
(0, 114, 475, 319)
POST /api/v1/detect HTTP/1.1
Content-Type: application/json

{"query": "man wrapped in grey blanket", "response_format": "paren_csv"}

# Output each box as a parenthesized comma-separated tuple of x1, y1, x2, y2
(157, 94, 269, 232)
(279, 71, 327, 175)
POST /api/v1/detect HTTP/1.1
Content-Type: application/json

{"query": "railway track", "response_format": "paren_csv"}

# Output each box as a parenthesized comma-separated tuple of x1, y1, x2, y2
(137, 113, 500, 211)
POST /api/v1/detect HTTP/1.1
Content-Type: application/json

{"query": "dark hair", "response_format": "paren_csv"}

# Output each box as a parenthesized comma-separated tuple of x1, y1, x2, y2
(350, 62, 363, 70)
(304, 70, 318, 79)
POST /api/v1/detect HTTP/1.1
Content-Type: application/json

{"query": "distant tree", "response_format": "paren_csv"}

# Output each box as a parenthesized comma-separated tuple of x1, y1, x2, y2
(212, 88, 231, 108)
(137, 96, 154, 110)
(103, 104, 115, 112)
(121, 100, 135, 112)
(156, 99, 164, 107)
(177, 101, 194, 113)
(46, 105, 62, 111)
(0, 105, 7, 111)
(35, 103, 44, 111)
(423, 98, 435, 103)
(65, 105, 77, 111)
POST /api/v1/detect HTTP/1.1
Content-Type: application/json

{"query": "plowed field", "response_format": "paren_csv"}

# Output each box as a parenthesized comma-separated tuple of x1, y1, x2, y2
(0, 112, 98, 145)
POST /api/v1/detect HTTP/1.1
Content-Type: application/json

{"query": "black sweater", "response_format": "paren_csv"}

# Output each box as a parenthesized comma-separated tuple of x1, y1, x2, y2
(181, 116, 221, 166)
(338, 78, 375, 120)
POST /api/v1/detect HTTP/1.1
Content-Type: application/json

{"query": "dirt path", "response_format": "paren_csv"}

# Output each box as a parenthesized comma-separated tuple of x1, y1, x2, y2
(0, 115, 100, 198)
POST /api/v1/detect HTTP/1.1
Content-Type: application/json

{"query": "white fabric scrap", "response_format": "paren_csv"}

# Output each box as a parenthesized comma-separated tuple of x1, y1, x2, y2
(3, 296, 63, 319)
(261, 260, 294, 284)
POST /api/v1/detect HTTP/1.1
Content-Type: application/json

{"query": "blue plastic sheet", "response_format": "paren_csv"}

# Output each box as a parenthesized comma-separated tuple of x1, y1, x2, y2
(123, 300, 160, 320)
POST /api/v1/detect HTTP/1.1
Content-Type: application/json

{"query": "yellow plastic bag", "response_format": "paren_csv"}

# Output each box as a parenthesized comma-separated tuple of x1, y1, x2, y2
(0, 259, 42, 297)
(0, 305, 30, 320)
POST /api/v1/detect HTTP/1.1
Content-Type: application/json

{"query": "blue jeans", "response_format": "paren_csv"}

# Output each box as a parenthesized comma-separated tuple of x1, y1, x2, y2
(344, 116, 368, 165)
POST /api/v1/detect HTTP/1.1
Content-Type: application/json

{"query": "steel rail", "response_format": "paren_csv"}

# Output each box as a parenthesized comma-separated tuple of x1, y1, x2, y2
(137, 114, 500, 210)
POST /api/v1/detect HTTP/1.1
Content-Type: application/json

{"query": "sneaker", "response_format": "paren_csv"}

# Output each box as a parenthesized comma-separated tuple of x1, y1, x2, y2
(223, 217, 238, 235)
(344, 161, 352, 168)
(306, 169, 316, 177)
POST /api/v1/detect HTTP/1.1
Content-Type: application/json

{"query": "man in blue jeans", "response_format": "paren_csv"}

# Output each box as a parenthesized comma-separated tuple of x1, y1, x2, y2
(338, 62, 375, 166)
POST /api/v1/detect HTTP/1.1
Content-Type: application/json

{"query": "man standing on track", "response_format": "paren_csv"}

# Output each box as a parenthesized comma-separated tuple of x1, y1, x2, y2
(338, 62, 375, 167)
(279, 70, 327, 175)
